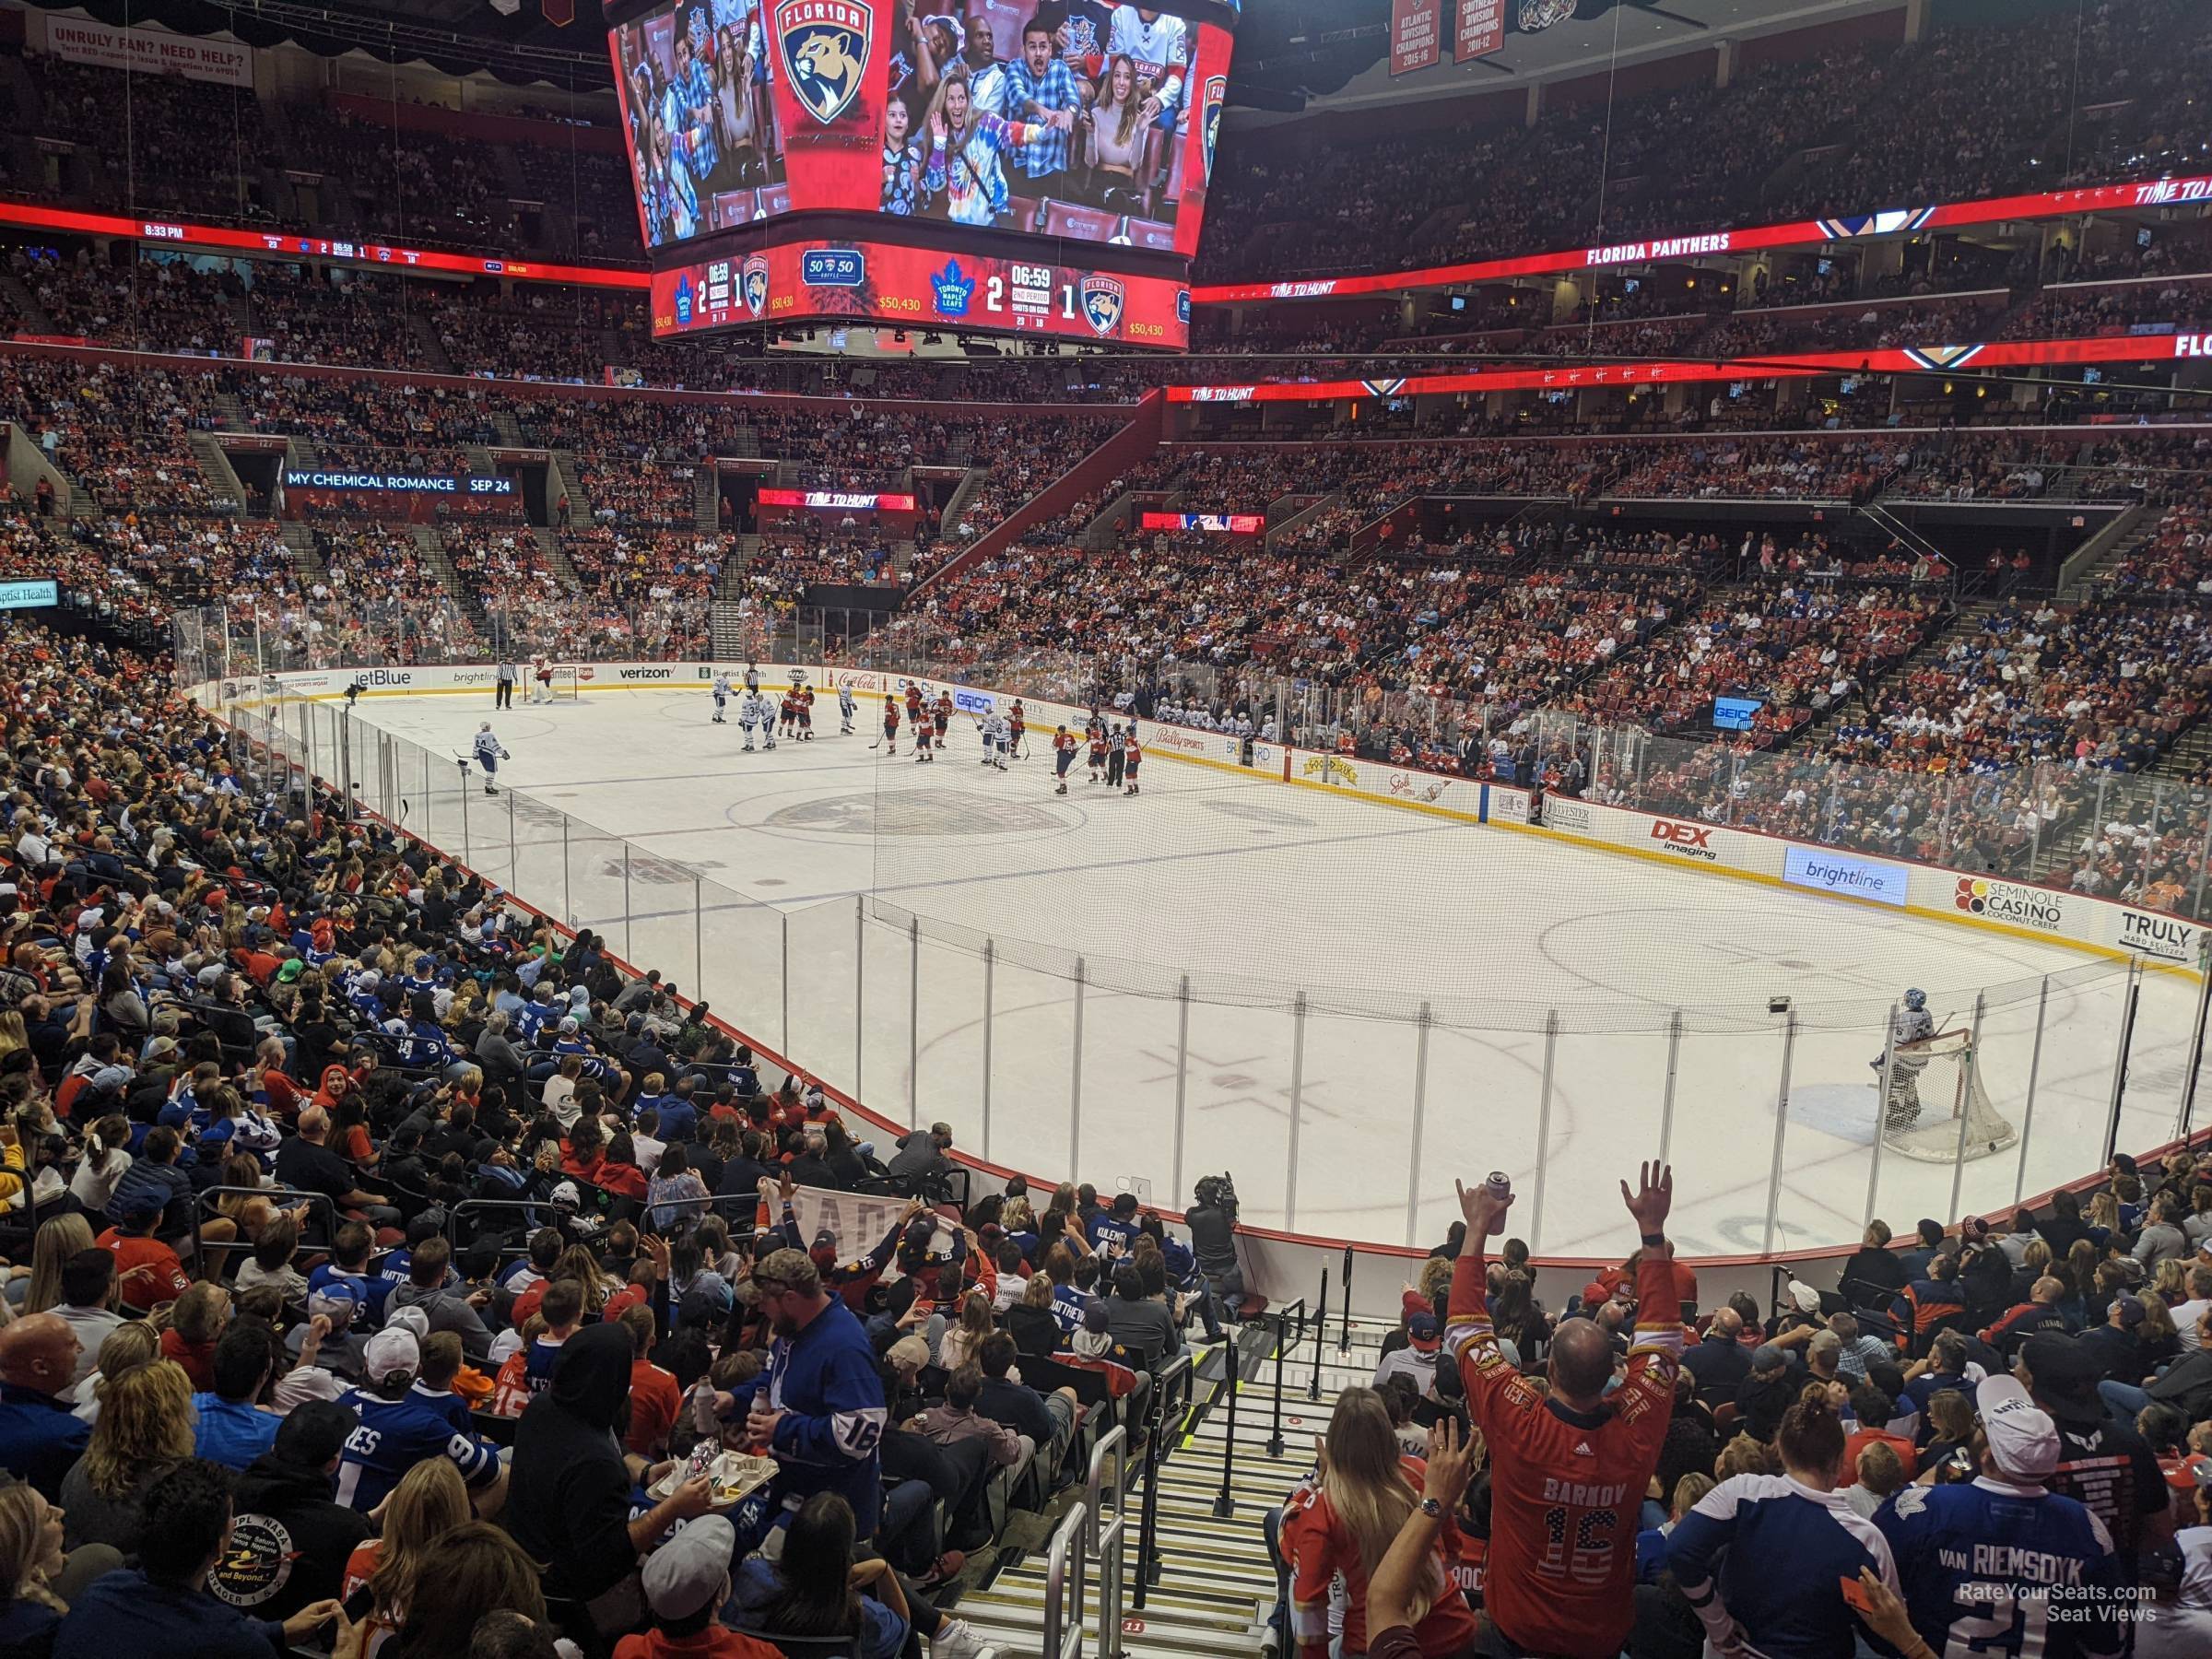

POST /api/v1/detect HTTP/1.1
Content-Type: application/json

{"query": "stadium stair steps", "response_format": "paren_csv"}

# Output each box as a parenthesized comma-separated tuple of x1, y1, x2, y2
(727, 426, 761, 460)
(953, 1315, 1409, 1659)
(694, 466, 719, 534)
(1263, 492, 1342, 550)
(2058, 511, 2161, 605)
(0, 265, 50, 333)
(210, 388, 249, 429)
(547, 452, 594, 529)
(1077, 488, 1137, 550)
(414, 524, 487, 627)
(1797, 594, 2008, 747)
(185, 430, 251, 517)
(490, 411, 526, 448)
(276, 523, 329, 582)
(287, 435, 325, 473)
(413, 317, 454, 374)
(939, 468, 986, 542)
(533, 526, 584, 593)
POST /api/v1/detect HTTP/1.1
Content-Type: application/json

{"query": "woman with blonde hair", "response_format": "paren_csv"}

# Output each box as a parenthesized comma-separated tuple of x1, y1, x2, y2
(343, 1457, 472, 1657)
(0, 1483, 92, 1651)
(57, 1359, 195, 1553)
(1279, 1385, 1478, 1659)
(1082, 54, 1148, 208)
(936, 1288, 994, 1372)
(71, 1322, 158, 1424)
(21, 1213, 93, 1315)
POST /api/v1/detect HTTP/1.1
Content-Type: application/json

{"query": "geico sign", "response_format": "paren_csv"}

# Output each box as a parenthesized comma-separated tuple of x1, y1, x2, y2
(1651, 818, 1719, 860)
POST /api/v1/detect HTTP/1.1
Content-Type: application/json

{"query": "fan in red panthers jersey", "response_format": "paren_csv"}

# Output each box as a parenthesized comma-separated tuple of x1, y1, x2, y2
(1445, 1162, 1684, 1659)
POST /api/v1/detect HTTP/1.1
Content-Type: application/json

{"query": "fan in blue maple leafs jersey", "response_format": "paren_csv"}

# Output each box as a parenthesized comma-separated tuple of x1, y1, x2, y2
(1877, 1376, 2125, 1659)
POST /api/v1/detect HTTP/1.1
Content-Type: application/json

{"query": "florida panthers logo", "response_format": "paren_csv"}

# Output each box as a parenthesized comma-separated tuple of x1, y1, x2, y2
(1080, 276, 1125, 337)
(1202, 75, 1225, 184)
(742, 253, 771, 318)
(777, 0, 872, 125)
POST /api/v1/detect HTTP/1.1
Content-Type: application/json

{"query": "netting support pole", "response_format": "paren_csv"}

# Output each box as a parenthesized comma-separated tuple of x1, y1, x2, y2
(781, 911, 793, 1056)
(1761, 1014, 1799, 1256)
(2194, 819, 2212, 921)
(1070, 956, 1087, 1182)
(908, 914, 921, 1130)
(1171, 974, 1191, 1210)
(2102, 959, 2144, 1169)
(2013, 977, 2051, 1204)
(561, 816, 572, 926)
(1864, 1003, 1899, 1231)
(623, 845, 633, 961)
(1285, 992, 1308, 1232)
(692, 876, 703, 1006)
(2179, 954, 2212, 1147)
(459, 769, 471, 869)
(1947, 994, 1988, 1225)
(853, 896, 866, 1102)
(1659, 1009, 1683, 1166)
(1404, 1002, 1431, 1249)
(507, 787, 516, 888)
(1528, 1010, 1559, 1253)
(981, 939, 995, 1164)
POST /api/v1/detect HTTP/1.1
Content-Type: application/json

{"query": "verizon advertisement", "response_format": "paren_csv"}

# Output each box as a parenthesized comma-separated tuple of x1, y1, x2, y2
(652, 237, 1190, 347)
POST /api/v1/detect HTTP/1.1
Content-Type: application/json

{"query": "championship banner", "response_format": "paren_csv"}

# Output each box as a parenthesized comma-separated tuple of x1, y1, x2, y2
(1391, 0, 1441, 75)
(1454, 0, 1504, 61)
(653, 238, 1190, 347)
(45, 18, 253, 88)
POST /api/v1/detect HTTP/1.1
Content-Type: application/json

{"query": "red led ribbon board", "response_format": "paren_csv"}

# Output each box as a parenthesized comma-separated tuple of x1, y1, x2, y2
(652, 238, 1190, 347)
(1169, 330, 2212, 403)
(1139, 511, 1263, 532)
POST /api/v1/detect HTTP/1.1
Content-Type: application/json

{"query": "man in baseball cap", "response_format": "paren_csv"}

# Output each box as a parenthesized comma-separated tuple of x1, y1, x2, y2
(626, 1513, 776, 1659)
(2018, 1331, 2167, 1574)
(1975, 1372, 2059, 1482)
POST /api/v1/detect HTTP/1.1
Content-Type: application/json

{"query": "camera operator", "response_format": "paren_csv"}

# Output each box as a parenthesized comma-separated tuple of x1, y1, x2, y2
(1188, 1173, 1247, 1331)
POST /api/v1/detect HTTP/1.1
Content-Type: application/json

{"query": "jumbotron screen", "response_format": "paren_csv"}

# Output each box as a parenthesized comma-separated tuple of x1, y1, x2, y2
(609, 0, 1235, 259)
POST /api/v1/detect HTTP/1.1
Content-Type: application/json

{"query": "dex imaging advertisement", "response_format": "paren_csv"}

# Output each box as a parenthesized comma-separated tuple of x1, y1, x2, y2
(610, 0, 1234, 257)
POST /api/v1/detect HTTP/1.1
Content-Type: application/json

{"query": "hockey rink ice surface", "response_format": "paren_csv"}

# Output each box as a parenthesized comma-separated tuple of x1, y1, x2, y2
(355, 689, 2200, 1259)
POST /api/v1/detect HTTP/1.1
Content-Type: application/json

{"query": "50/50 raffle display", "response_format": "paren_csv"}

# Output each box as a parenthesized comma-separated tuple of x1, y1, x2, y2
(650, 239, 1191, 346)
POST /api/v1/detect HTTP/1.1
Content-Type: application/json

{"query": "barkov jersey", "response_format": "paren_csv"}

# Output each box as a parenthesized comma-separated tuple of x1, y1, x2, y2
(1447, 1245, 1682, 1658)
(1876, 1477, 2124, 1659)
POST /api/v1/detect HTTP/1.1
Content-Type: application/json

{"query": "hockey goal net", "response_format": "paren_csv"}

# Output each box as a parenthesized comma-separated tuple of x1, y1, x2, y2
(1880, 1030, 2018, 1163)
(533, 664, 579, 702)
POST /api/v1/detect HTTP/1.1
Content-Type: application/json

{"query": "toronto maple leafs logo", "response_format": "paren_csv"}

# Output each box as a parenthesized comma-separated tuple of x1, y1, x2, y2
(1080, 275, 1124, 338)
(777, 0, 873, 125)
(742, 253, 771, 318)
(1202, 75, 1225, 185)
(672, 273, 696, 326)
(931, 259, 974, 319)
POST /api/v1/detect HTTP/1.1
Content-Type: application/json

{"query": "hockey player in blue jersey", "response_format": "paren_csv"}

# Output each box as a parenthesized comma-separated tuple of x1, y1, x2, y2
(472, 722, 511, 795)
(739, 690, 775, 751)
(1877, 1372, 2124, 1659)
(711, 669, 733, 723)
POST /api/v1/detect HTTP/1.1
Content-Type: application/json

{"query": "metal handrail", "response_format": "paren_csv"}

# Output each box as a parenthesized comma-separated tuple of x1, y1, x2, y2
(1311, 1269, 1328, 1403)
(1265, 1298, 1306, 1459)
(1209, 1335, 1238, 1520)
(1043, 1500, 1089, 1659)
(1086, 1426, 1128, 1659)
(191, 1185, 336, 1282)
(1132, 1348, 1193, 1613)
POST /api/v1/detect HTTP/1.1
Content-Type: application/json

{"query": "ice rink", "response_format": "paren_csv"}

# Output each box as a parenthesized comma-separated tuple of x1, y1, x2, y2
(347, 686, 2200, 1259)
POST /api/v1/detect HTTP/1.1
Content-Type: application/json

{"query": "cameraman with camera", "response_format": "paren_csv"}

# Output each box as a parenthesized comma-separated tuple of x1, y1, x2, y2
(1189, 1173, 1247, 1334)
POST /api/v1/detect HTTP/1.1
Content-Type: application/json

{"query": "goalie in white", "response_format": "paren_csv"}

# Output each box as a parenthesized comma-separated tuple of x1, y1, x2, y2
(738, 690, 776, 751)
(1873, 987, 1938, 1130)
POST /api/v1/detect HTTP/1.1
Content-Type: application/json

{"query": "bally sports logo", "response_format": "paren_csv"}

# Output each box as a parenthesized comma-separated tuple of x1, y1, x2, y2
(1651, 818, 1718, 861)
(1148, 728, 1206, 754)
(1954, 877, 2063, 930)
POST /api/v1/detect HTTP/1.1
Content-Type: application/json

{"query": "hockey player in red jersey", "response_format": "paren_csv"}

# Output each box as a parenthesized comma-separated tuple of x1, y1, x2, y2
(880, 695, 900, 755)
(1446, 1162, 1683, 1658)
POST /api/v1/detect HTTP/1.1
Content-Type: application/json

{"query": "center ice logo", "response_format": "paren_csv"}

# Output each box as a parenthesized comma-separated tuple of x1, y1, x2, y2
(778, 0, 873, 125)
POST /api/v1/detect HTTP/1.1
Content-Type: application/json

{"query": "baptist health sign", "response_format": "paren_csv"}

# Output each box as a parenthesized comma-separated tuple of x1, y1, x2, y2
(0, 580, 59, 610)
(1783, 846, 1911, 907)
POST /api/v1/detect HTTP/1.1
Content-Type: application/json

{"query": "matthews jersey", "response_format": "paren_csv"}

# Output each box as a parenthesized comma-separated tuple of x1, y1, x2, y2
(1665, 1474, 1898, 1659)
(333, 1382, 501, 1512)
(1447, 1245, 1683, 1659)
(1876, 1477, 2124, 1659)
(472, 730, 503, 766)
